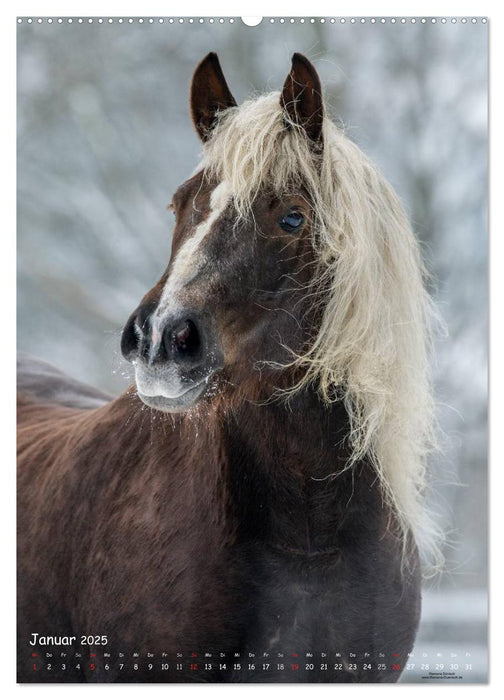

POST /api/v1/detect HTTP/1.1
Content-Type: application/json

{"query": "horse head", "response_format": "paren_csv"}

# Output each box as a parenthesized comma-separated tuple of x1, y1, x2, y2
(121, 53, 324, 413)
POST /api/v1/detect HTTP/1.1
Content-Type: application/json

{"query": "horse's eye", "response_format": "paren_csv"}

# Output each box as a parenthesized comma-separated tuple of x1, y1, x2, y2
(279, 211, 305, 233)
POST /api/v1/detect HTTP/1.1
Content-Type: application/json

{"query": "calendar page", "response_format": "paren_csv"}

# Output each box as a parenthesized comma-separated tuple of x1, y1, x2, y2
(17, 15, 488, 683)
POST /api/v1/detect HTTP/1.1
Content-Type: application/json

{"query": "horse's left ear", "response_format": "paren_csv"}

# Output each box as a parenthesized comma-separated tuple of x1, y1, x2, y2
(281, 53, 323, 144)
(191, 52, 237, 142)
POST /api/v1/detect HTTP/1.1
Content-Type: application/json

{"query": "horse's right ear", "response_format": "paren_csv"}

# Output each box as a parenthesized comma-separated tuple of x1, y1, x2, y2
(190, 53, 237, 142)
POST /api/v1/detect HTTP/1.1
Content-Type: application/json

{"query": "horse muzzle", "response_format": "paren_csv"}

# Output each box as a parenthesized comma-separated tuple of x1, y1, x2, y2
(121, 308, 223, 413)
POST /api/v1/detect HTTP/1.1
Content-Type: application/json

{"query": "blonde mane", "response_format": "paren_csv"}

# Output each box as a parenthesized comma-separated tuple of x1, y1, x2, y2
(200, 92, 442, 571)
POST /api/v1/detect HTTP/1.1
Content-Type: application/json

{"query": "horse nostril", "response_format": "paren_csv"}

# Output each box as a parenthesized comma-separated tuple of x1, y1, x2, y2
(170, 319, 201, 358)
(121, 313, 143, 361)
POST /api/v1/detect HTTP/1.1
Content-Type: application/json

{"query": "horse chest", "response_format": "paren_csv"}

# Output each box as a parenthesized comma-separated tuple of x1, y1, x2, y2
(247, 550, 344, 650)
(226, 444, 398, 672)
(228, 542, 388, 682)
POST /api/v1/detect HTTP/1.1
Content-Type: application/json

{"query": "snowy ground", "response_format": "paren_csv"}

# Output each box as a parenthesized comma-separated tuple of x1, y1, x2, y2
(401, 588, 487, 683)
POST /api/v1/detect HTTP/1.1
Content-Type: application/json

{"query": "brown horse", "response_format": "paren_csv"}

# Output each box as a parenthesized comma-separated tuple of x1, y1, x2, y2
(17, 53, 436, 683)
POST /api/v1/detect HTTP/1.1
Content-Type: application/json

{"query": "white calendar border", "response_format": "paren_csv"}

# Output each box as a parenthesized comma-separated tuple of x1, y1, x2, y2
(3, 1, 499, 698)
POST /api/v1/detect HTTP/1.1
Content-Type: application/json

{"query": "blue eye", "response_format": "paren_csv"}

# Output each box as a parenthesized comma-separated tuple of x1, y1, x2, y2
(279, 211, 305, 233)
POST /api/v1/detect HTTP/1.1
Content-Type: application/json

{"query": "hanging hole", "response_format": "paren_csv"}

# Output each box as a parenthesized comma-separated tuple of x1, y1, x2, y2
(241, 17, 263, 27)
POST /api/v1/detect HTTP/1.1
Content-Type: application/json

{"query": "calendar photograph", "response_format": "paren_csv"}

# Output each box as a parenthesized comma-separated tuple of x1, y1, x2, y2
(16, 15, 488, 683)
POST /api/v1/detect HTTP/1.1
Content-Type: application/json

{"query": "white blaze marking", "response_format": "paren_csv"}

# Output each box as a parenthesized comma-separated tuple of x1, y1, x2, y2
(134, 180, 231, 395)
(145, 180, 231, 363)
(157, 180, 231, 316)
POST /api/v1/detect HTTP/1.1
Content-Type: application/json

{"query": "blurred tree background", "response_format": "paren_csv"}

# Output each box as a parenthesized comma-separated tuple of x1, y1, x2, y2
(17, 17, 488, 677)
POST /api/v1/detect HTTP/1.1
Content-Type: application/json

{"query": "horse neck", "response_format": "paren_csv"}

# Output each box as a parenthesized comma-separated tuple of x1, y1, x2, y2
(109, 388, 381, 553)
(217, 389, 381, 553)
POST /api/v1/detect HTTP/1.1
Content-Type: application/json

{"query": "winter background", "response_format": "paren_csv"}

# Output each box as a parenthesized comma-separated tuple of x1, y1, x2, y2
(17, 17, 488, 682)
